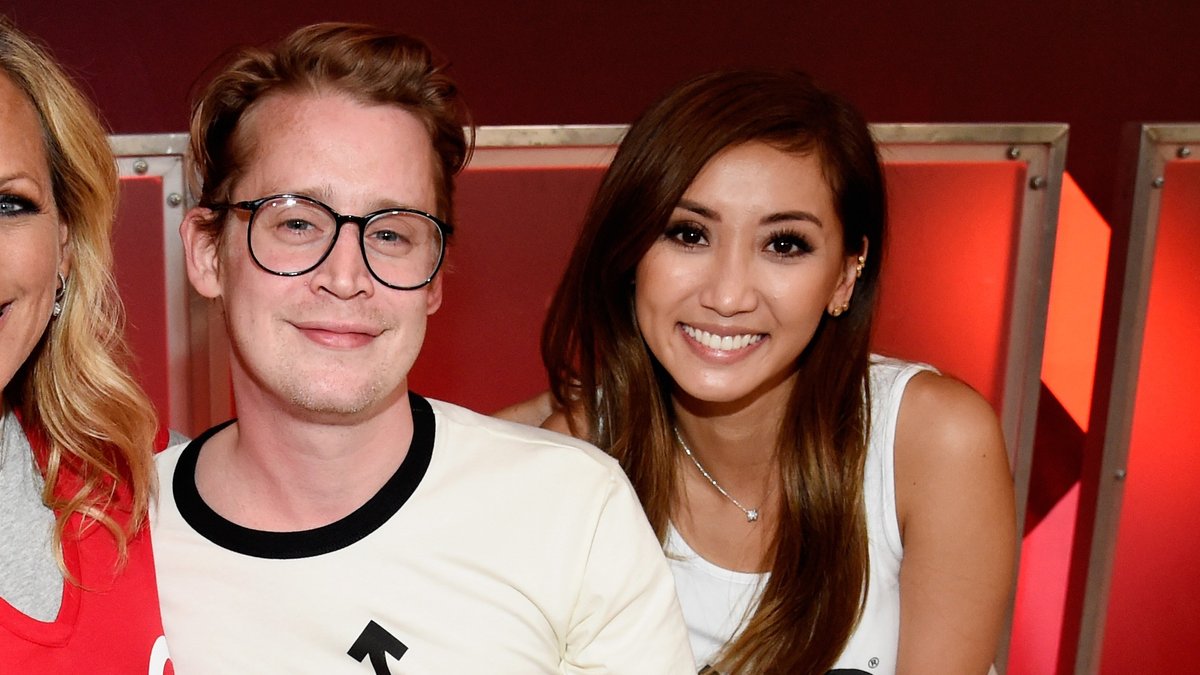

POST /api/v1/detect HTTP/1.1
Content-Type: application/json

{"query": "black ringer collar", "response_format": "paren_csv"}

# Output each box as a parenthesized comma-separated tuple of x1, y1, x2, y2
(172, 393, 435, 559)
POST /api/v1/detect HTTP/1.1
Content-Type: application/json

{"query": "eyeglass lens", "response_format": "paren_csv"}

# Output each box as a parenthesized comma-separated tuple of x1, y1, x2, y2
(248, 195, 442, 288)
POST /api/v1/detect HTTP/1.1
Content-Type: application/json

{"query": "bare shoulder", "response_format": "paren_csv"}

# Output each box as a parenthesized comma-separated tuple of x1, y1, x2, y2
(492, 390, 557, 427)
(542, 409, 573, 435)
(895, 371, 1007, 466)
(542, 406, 589, 442)
(492, 390, 592, 443)
(893, 370, 1013, 536)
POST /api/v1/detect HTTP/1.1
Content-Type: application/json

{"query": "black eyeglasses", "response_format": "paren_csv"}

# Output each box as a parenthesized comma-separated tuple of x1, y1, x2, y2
(207, 193, 449, 290)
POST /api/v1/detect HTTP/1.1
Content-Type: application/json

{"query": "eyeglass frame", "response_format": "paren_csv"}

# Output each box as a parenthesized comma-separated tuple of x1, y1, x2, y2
(203, 193, 451, 291)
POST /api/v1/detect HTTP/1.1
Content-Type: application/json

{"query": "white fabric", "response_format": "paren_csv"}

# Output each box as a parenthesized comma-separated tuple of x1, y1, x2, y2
(152, 395, 693, 674)
(664, 356, 929, 673)
(664, 525, 764, 670)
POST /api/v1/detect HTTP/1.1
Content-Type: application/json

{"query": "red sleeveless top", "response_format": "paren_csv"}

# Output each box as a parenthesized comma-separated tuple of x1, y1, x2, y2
(0, 418, 172, 673)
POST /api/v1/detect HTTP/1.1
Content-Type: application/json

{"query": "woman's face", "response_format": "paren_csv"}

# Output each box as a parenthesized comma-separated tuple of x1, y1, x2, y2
(0, 71, 68, 394)
(634, 141, 860, 410)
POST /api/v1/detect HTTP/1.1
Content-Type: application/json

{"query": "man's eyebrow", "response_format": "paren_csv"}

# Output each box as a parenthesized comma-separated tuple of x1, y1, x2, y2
(276, 186, 421, 213)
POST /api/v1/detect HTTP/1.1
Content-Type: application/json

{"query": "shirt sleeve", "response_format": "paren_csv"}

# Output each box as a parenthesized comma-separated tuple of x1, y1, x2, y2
(562, 468, 696, 674)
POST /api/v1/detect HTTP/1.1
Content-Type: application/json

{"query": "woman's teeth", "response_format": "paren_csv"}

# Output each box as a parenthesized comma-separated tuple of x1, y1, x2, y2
(682, 325, 763, 351)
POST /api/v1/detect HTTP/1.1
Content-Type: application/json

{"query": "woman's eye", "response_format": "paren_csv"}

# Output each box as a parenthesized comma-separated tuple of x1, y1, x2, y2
(0, 194, 37, 217)
(766, 233, 813, 257)
(664, 223, 707, 247)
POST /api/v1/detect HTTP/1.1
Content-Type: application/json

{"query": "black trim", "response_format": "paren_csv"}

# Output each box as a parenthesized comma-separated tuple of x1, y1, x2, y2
(172, 393, 435, 559)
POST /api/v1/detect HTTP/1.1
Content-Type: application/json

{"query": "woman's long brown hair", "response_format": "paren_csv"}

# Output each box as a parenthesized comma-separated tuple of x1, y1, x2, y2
(542, 69, 887, 673)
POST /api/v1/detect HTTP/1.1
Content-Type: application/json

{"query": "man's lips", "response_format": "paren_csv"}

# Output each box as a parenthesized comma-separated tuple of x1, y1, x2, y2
(292, 321, 383, 349)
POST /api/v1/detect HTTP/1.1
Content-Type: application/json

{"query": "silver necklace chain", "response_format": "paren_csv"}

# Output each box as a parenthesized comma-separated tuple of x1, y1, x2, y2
(673, 426, 761, 523)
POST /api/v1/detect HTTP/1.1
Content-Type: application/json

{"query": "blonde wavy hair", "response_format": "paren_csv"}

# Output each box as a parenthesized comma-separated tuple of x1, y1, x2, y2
(1, 17, 157, 569)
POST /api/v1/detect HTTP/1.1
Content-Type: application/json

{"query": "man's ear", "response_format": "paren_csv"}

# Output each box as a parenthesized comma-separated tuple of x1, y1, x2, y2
(425, 272, 443, 316)
(181, 207, 223, 299)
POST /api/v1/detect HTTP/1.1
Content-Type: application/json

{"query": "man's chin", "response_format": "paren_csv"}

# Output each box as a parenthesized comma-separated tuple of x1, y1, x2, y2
(277, 378, 398, 421)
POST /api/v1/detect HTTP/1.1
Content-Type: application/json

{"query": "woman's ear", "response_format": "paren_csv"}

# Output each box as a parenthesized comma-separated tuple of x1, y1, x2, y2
(57, 222, 72, 278)
(181, 207, 223, 300)
(827, 237, 869, 316)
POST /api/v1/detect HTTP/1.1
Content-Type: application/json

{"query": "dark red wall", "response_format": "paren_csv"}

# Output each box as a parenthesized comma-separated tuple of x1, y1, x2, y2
(7, 1, 1199, 220)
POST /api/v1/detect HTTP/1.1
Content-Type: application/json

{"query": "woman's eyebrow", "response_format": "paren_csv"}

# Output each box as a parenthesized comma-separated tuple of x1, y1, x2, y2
(763, 210, 824, 227)
(676, 199, 719, 220)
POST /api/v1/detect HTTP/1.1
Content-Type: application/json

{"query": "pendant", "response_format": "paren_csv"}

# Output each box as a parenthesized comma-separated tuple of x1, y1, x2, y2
(746, 509, 759, 522)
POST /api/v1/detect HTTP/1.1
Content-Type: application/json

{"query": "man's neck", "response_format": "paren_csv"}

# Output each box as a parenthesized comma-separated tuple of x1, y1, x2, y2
(193, 387, 416, 532)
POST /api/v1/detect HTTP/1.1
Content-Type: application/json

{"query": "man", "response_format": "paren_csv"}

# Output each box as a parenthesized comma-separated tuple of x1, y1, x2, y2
(151, 23, 693, 674)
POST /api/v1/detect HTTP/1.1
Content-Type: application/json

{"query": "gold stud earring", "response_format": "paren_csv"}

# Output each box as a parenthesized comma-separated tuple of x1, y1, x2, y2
(829, 302, 849, 318)
(855, 255, 866, 279)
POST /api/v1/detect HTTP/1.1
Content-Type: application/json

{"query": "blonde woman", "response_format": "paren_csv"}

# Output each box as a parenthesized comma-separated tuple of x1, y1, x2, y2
(0, 17, 167, 670)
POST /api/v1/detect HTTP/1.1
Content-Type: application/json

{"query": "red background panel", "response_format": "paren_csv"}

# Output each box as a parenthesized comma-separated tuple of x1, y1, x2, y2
(873, 162, 1025, 408)
(408, 161, 1026, 414)
(1100, 160, 1200, 673)
(409, 166, 605, 411)
(106, 151, 1054, 667)
(112, 176, 170, 420)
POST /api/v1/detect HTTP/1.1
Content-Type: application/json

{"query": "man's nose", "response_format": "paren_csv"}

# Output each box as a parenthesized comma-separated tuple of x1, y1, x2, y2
(309, 224, 375, 299)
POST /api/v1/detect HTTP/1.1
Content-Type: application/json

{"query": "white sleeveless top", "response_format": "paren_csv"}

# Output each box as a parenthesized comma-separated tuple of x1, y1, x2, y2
(664, 356, 928, 674)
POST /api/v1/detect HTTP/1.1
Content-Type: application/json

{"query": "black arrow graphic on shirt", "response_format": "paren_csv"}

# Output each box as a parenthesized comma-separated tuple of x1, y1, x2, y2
(348, 620, 408, 674)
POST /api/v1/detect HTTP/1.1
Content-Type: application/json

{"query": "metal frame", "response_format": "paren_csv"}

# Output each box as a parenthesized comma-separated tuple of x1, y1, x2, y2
(877, 124, 1067, 674)
(114, 125, 1065, 449)
(109, 123, 1065, 468)
(874, 123, 1068, 541)
(473, 123, 1069, 537)
(1066, 123, 1200, 674)
(110, 133, 196, 432)
(107, 128, 1068, 668)
(457, 123, 1069, 675)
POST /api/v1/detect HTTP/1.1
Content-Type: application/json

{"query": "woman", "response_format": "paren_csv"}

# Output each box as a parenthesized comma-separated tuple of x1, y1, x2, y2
(0, 17, 167, 670)
(538, 70, 1015, 673)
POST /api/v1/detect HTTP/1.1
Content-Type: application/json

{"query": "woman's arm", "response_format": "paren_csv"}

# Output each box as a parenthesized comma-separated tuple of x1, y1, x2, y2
(492, 391, 557, 427)
(894, 372, 1016, 674)
(492, 391, 592, 442)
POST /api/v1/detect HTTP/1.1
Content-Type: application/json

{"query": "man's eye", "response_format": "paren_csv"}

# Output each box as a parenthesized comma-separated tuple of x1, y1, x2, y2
(370, 229, 410, 245)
